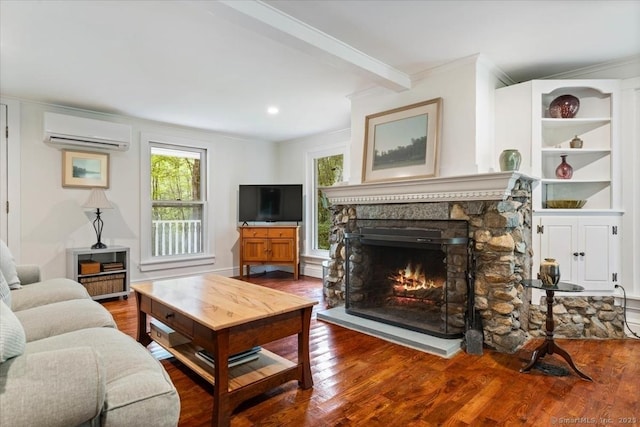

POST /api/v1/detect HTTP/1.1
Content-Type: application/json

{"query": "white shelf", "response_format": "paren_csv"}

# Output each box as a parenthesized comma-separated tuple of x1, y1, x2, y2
(541, 179, 611, 184)
(541, 118, 610, 127)
(541, 148, 610, 154)
(534, 209, 624, 215)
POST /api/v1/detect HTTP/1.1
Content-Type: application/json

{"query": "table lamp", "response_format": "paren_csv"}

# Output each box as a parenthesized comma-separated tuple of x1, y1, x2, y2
(83, 188, 113, 249)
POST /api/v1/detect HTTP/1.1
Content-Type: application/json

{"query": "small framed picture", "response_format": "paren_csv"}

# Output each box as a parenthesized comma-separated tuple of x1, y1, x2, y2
(362, 98, 442, 183)
(62, 150, 109, 188)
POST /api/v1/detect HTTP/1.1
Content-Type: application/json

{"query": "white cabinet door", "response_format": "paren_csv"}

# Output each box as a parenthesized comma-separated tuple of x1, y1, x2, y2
(536, 215, 619, 291)
(579, 217, 619, 290)
(537, 217, 578, 283)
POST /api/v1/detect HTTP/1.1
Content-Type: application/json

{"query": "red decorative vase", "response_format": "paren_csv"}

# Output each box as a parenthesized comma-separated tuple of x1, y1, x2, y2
(549, 94, 580, 118)
(555, 155, 573, 179)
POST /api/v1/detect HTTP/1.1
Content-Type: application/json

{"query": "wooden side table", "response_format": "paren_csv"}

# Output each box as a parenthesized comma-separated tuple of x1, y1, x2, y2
(521, 279, 593, 381)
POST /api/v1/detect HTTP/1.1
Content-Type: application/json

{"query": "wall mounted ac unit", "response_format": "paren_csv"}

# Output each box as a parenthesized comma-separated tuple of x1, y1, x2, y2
(43, 112, 131, 151)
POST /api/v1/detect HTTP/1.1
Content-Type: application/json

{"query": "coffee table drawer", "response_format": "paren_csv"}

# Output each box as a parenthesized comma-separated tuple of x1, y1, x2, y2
(151, 301, 194, 337)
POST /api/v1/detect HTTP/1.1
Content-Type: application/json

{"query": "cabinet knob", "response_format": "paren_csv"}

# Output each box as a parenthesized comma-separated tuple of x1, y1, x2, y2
(573, 252, 585, 257)
(165, 312, 175, 320)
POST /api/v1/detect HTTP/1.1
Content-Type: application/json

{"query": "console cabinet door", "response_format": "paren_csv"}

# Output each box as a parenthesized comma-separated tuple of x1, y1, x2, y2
(269, 238, 294, 262)
(243, 238, 269, 262)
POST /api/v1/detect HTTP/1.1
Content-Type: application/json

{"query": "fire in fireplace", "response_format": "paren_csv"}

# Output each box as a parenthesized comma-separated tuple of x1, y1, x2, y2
(344, 220, 471, 339)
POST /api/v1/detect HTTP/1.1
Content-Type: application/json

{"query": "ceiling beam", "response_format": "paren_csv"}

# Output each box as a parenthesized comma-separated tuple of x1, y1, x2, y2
(190, 0, 411, 92)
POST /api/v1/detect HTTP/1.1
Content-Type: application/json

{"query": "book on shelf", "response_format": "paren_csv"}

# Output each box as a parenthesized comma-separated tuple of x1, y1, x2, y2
(195, 346, 261, 369)
(102, 262, 124, 271)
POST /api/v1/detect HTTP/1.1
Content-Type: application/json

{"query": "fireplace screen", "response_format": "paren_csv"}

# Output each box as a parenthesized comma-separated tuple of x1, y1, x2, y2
(345, 220, 470, 339)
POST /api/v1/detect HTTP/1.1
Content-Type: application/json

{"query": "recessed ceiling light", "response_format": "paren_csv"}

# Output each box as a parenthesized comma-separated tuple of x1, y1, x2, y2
(267, 106, 279, 115)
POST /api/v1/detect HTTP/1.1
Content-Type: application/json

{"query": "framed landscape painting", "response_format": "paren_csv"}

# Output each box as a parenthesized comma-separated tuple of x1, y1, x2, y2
(62, 150, 109, 188)
(362, 98, 442, 183)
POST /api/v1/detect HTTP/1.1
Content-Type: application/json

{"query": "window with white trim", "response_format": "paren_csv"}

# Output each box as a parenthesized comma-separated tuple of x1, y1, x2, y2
(306, 146, 346, 256)
(140, 133, 214, 271)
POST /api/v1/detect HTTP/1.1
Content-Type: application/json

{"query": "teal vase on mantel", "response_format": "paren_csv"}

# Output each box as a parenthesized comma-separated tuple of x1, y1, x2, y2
(499, 149, 522, 171)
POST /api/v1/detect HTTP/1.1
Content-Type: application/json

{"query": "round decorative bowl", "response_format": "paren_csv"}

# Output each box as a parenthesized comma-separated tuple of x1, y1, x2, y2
(546, 199, 586, 209)
(549, 94, 580, 118)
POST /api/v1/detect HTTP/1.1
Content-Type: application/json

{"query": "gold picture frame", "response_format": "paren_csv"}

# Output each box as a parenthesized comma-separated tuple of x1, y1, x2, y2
(362, 98, 442, 183)
(62, 150, 109, 188)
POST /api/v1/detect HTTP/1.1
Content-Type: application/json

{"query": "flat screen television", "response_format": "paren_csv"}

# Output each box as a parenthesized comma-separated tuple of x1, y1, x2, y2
(239, 184, 303, 222)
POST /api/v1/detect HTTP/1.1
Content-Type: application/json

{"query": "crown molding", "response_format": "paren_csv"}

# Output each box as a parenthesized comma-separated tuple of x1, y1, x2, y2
(541, 55, 640, 80)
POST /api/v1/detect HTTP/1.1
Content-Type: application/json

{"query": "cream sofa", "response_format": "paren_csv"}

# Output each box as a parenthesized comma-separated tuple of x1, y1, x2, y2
(0, 265, 180, 427)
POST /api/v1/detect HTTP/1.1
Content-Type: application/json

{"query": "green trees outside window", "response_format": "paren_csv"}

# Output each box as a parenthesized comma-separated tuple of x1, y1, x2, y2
(150, 145, 205, 256)
(315, 154, 343, 250)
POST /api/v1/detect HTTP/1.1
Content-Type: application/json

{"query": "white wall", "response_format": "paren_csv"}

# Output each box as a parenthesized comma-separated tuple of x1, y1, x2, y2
(620, 77, 640, 334)
(350, 57, 484, 181)
(14, 99, 277, 282)
(276, 128, 351, 278)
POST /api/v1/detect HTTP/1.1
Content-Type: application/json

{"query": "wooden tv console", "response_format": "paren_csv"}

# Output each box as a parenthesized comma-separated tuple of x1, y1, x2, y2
(239, 225, 300, 280)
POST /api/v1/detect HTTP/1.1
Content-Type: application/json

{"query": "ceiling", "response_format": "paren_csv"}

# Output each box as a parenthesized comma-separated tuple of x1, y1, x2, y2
(1, 0, 639, 142)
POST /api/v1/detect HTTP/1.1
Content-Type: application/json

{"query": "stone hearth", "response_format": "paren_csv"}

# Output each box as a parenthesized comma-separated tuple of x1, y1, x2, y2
(321, 172, 535, 354)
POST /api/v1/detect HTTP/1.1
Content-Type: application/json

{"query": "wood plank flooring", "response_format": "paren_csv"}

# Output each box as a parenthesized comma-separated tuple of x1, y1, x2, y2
(102, 272, 640, 426)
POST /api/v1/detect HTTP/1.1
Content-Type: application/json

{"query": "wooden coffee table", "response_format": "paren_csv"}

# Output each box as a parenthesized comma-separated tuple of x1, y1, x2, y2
(131, 274, 317, 427)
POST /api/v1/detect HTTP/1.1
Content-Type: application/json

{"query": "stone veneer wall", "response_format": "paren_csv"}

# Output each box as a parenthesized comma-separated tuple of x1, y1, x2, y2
(325, 179, 534, 353)
(528, 296, 625, 338)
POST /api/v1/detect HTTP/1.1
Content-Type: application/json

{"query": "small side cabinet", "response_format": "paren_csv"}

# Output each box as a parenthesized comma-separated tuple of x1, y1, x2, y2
(239, 226, 300, 280)
(67, 246, 130, 300)
(535, 216, 620, 291)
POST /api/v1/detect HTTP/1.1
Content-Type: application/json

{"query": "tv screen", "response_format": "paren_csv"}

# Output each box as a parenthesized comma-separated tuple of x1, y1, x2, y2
(239, 184, 303, 222)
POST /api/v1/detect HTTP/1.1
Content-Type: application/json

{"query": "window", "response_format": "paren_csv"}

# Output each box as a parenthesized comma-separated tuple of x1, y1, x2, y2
(140, 133, 214, 271)
(151, 145, 204, 257)
(306, 146, 346, 256)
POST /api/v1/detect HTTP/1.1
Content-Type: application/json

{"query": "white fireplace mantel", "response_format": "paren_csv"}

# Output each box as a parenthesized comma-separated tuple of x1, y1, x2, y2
(321, 172, 537, 205)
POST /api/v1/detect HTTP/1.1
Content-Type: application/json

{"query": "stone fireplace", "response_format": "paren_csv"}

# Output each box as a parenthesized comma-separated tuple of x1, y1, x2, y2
(321, 172, 535, 354)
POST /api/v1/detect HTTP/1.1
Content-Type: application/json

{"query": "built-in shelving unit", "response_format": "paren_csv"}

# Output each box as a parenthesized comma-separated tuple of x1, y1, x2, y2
(495, 79, 621, 292)
(536, 83, 617, 212)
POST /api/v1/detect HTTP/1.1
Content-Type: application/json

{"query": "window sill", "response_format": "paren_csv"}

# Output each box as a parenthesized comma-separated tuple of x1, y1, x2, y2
(139, 254, 215, 272)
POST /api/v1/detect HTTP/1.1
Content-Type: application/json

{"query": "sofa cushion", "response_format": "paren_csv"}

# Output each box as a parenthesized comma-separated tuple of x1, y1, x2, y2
(15, 264, 41, 286)
(26, 328, 180, 427)
(0, 270, 11, 308)
(0, 240, 21, 289)
(0, 346, 106, 427)
(0, 300, 26, 362)
(15, 299, 117, 342)
(10, 278, 90, 312)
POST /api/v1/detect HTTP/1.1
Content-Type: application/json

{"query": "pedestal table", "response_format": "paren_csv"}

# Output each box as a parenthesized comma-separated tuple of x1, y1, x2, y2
(521, 279, 593, 381)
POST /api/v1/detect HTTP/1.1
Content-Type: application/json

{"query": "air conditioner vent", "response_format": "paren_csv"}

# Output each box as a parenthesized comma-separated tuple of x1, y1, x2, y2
(44, 112, 131, 151)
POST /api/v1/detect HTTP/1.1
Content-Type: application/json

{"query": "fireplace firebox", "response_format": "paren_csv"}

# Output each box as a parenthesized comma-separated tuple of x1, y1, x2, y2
(344, 220, 471, 339)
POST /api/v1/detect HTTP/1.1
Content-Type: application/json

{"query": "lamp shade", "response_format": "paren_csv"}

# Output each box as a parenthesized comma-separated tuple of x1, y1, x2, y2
(83, 188, 113, 210)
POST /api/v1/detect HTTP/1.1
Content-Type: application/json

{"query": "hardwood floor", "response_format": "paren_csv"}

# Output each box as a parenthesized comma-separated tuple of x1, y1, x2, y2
(102, 272, 640, 426)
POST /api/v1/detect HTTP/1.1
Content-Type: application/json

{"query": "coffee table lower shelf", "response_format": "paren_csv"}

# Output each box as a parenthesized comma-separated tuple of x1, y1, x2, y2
(153, 340, 296, 389)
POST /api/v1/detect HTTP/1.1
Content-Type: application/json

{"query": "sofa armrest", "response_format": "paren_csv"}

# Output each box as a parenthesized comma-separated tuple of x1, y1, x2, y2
(0, 347, 106, 427)
(15, 265, 41, 285)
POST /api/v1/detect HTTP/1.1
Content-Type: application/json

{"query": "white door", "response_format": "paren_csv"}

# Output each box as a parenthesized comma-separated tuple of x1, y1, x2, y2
(0, 103, 7, 243)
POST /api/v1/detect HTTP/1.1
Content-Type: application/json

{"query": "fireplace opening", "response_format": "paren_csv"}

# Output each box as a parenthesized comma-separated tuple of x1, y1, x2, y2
(345, 220, 470, 339)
